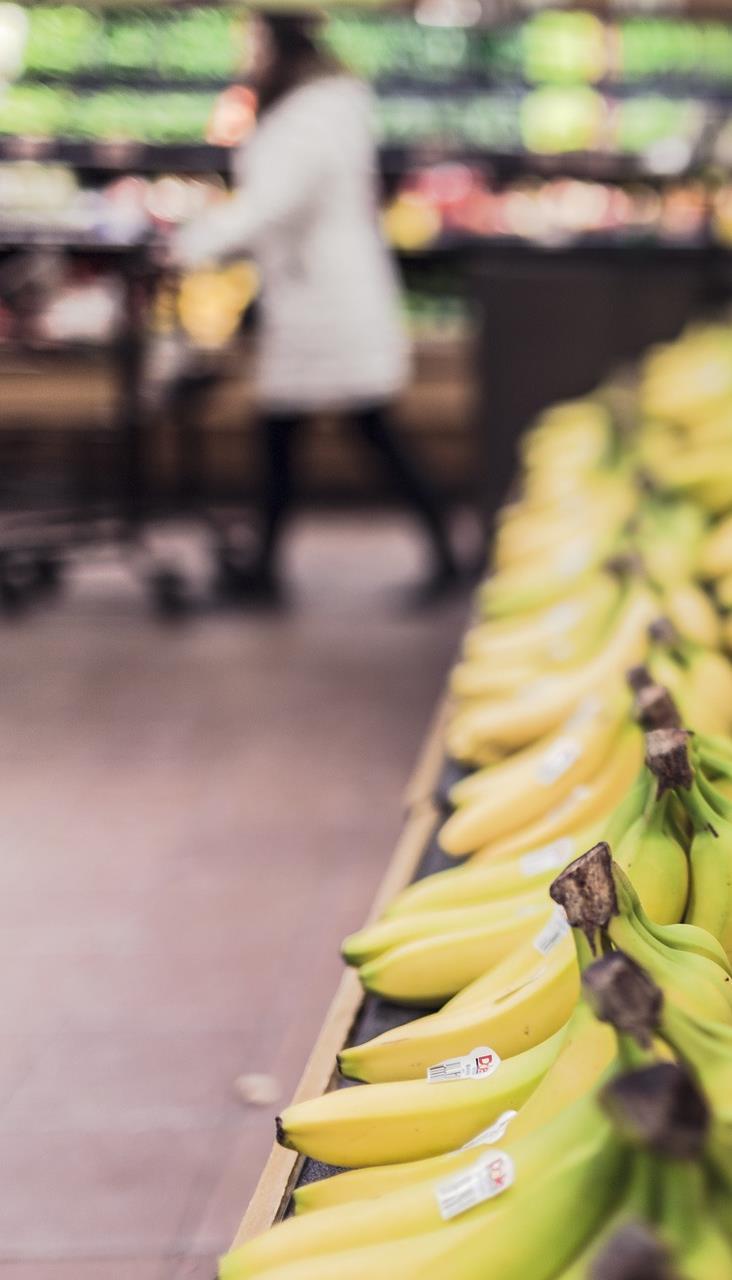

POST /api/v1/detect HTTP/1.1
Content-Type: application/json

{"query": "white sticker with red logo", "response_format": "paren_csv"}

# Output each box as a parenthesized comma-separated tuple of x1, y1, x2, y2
(520, 837, 574, 878)
(427, 1046, 501, 1084)
(565, 695, 603, 731)
(533, 906, 570, 956)
(557, 542, 592, 579)
(436, 1150, 515, 1221)
(534, 736, 582, 785)
(549, 784, 591, 820)
(460, 1110, 518, 1151)
(544, 600, 585, 636)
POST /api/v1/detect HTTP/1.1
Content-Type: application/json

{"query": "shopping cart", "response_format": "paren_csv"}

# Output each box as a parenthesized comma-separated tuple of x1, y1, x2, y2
(0, 234, 255, 616)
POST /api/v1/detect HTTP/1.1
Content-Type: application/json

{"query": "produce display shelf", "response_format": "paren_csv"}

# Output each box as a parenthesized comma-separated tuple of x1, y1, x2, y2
(233, 703, 459, 1248)
(0, 137, 232, 174)
(0, 137, 726, 182)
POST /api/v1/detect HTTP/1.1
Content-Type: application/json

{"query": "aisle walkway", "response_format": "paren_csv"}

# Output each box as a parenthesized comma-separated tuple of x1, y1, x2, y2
(0, 515, 467, 1279)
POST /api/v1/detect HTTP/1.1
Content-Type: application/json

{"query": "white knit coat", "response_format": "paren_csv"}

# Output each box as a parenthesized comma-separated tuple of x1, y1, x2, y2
(175, 75, 411, 411)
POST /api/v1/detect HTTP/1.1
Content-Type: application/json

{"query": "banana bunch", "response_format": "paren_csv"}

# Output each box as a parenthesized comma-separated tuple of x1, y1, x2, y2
(220, 319, 732, 1276)
(220, 883, 732, 1279)
(339, 683, 732, 1012)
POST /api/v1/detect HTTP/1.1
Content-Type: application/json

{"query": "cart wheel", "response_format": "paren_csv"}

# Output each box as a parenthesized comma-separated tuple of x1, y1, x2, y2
(216, 547, 259, 598)
(150, 567, 189, 620)
(33, 553, 62, 594)
(0, 557, 32, 615)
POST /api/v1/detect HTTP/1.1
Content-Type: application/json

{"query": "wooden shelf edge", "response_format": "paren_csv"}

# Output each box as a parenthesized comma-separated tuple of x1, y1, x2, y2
(231, 798, 440, 1250)
(402, 695, 450, 813)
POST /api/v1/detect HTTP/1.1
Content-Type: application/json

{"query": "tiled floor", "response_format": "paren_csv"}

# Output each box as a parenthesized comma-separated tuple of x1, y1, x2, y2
(0, 514, 467, 1277)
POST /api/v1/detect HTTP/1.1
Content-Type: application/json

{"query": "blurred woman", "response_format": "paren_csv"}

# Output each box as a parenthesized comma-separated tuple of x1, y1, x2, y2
(174, 8, 457, 603)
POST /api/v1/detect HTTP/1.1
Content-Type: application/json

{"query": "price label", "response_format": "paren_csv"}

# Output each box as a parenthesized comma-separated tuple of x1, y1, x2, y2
(436, 1151, 514, 1221)
(460, 1110, 518, 1151)
(520, 838, 574, 878)
(533, 906, 570, 957)
(535, 736, 582, 785)
(427, 1046, 501, 1084)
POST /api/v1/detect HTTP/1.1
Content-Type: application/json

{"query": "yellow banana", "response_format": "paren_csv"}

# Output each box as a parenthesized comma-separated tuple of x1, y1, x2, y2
(341, 927, 578, 1083)
(469, 722, 643, 865)
(441, 692, 629, 855)
(344, 889, 549, 968)
(700, 511, 732, 579)
(276, 1027, 565, 1167)
(357, 898, 553, 1006)
(661, 580, 721, 649)
(239, 1111, 623, 1280)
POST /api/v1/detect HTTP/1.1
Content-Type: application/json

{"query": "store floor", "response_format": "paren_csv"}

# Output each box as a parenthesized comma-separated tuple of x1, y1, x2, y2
(0, 514, 468, 1279)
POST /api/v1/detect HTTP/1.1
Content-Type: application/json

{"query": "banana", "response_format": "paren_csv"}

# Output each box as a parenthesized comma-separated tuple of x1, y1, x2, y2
(383, 832, 585, 918)
(342, 890, 548, 969)
(675, 768, 732, 959)
(356, 898, 553, 1006)
(661, 580, 722, 649)
(448, 689, 628, 809)
(476, 528, 621, 620)
(292, 1110, 520, 1215)
(233, 1105, 624, 1280)
(464, 572, 622, 665)
(613, 792, 689, 926)
(501, 996, 615, 1145)
(656, 1160, 732, 1279)
(276, 1027, 565, 1167)
(552, 1162, 658, 1279)
(469, 723, 643, 865)
(700, 512, 732, 580)
(224, 1088, 622, 1276)
(552, 844, 732, 1023)
(340, 928, 578, 1083)
(442, 709, 639, 857)
(446, 585, 655, 762)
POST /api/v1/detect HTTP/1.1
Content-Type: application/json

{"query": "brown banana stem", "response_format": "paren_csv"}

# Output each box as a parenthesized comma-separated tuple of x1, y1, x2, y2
(590, 1223, 678, 1280)
(550, 842, 618, 953)
(626, 664, 654, 693)
(582, 952, 663, 1050)
(634, 684, 682, 732)
(644, 728, 693, 795)
(605, 551, 645, 578)
(648, 617, 681, 648)
(600, 1063, 710, 1160)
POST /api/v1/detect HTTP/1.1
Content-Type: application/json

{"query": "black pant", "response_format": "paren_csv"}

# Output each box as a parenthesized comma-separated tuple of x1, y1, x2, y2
(256, 404, 454, 576)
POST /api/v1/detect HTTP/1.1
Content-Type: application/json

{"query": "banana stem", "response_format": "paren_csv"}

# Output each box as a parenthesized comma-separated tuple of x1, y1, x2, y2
(696, 770, 732, 823)
(634, 684, 682, 732)
(656, 1158, 707, 1252)
(645, 728, 693, 797)
(589, 1221, 676, 1280)
(550, 842, 618, 952)
(600, 1062, 710, 1160)
(678, 779, 720, 836)
(582, 951, 663, 1049)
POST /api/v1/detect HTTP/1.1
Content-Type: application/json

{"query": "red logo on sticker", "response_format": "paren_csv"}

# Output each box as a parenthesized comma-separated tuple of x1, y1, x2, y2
(475, 1053, 494, 1074)
(489, 1157, 510, 1188)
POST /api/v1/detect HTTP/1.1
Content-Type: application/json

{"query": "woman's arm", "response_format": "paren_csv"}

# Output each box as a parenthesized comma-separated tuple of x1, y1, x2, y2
(174, 96, 326, 269)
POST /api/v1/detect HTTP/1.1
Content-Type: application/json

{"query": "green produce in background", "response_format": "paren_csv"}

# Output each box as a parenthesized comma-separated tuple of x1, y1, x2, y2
(521, 86, 604, 154)
(522, 11, 607, 86)
(615, 96, 702, 155)
(0, 84, 73, 136)
(102, 14, 158, 73)
(67, 90, 217, 143)
(158, 8, 246, 80)
(24, 5, 100, 75)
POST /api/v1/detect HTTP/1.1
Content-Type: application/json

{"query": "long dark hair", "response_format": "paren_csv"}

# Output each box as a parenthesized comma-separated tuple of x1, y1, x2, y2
(255, 11, 340, 114)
